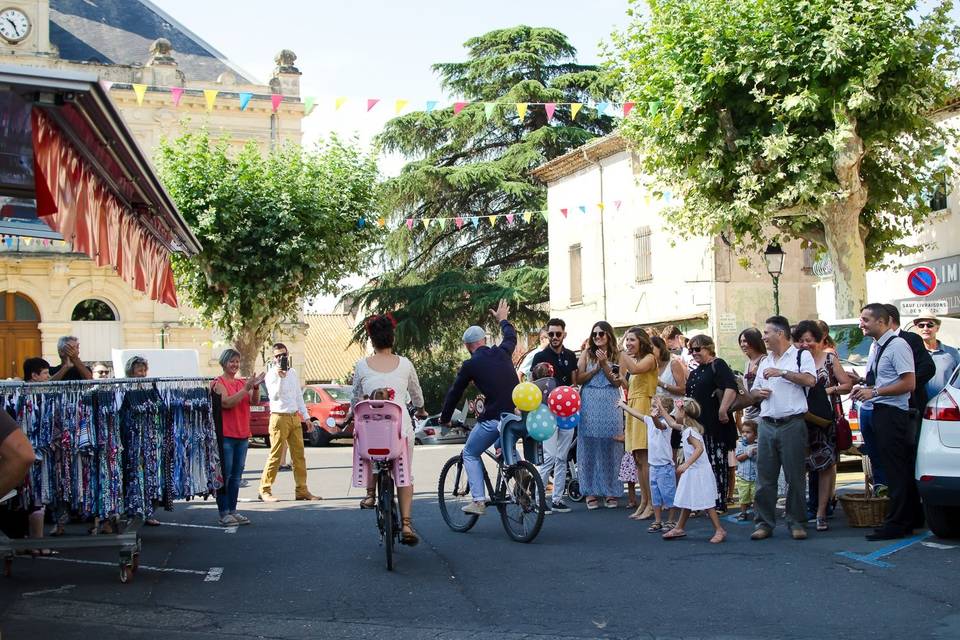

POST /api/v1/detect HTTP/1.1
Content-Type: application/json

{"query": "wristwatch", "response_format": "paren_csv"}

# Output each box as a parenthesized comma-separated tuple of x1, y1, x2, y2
(872, 387, 880, 398)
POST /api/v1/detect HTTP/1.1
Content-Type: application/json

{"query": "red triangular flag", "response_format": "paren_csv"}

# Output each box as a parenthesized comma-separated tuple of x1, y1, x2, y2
(455, 216, 464, 229)
(405, 218, 414, 230)
(170, 87, 184, 107)
(367, 99, 380, 112)
(623, 102, 635, 117)
(271, 94, 283, 112)
(544, 103, 556, 121)
(560, 208, 568, 218)
(506, 213, 515, 224)
(454, 101, 468, 114)
(614, 200, 622, 210)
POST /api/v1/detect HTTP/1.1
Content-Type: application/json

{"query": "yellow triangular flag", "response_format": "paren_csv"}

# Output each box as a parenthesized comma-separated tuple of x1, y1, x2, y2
(394, 99, 409, 115)
(488, 215, 498, 227)
(203, 89, 218, 112)
(570, 102, 583, 119)
(132, 83, 147, 106)
(597, 202, 605, 211)
(422, 218, 431, 229)
(523, 211, 533, 224)
(377, 217, 386, 227)
(335, 97, 348, 110)
(516, 103, 528, 119)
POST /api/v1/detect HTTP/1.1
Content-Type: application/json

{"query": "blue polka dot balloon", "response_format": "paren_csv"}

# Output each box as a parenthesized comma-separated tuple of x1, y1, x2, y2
(556, 412, 580, 430)
(526, 404, 557, 442)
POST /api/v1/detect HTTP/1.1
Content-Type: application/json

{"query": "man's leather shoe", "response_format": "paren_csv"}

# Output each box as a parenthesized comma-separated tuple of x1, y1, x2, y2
(295, 493, 322, 501)
(258, 493, 279, 503)
(866, 529, 906, 541)
(751, 527, 772, 540)
(791, 528, 807, 540)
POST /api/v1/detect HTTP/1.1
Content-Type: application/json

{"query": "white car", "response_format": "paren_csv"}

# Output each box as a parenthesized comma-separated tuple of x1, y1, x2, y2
(916, 364, 960, 539)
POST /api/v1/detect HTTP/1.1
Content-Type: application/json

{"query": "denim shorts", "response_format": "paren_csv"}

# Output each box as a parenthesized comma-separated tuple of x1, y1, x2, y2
(649, 463, 677, 508)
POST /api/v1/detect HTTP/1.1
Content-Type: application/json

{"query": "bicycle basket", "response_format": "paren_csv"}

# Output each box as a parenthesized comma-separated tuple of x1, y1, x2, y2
(354, 399, 405, 461)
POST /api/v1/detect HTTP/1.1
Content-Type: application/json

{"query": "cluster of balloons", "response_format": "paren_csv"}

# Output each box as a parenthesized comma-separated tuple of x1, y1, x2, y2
(511, 378, 583, 442)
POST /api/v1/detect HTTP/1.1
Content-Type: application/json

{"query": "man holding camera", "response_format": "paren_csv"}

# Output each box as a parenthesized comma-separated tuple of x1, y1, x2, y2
(258, 343, 321, 502)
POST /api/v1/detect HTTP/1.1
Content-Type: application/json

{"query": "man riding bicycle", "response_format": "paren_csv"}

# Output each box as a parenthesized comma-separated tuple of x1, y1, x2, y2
(439, 299, 519, 516)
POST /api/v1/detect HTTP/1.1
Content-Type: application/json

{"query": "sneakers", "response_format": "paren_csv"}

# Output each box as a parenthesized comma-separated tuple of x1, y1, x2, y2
(218, 514, 238, 527)
(461, 501, 486, 515)
(551, 500, 571, 513)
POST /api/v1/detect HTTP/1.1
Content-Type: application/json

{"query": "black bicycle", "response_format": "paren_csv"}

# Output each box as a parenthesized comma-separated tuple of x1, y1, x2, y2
(372, 459, 401, 570)
(437, 416, 547, 542)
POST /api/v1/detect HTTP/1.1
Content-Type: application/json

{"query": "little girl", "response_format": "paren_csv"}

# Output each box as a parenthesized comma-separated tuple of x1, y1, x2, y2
(651, 396, 726, 544)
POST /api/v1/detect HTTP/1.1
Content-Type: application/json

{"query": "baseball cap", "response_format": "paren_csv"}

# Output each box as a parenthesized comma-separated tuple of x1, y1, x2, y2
(914, 311, 941, 326)
(462, 326, 486, 343)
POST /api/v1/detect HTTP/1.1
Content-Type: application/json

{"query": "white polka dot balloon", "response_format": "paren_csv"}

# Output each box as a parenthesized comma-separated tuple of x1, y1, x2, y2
(548, 386, 581, 417)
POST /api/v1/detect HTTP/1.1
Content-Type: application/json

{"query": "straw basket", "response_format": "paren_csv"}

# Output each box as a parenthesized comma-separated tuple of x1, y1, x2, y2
(838, 492, 889, 528)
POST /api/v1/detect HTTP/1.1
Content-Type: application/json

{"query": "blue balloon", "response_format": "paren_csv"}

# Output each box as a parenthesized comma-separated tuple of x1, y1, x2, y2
(556, 412, 580, 430)
(526, 404, 557, 442)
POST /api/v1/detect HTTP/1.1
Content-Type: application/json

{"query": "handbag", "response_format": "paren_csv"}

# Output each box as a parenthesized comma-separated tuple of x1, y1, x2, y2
(824, 353, 853, 449)
(798, 351, 833, 428)
(711, 360, 758, 413)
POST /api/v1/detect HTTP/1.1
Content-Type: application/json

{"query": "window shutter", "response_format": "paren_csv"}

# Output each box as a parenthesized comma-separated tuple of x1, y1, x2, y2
(569, 244, 582, 304)
(634, 227, 652, 282)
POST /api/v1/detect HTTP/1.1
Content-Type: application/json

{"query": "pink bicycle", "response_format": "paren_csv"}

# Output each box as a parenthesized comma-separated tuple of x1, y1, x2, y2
(352, 399, 408, 570)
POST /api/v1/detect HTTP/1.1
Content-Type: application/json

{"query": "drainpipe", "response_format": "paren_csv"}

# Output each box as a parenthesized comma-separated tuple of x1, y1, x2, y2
(583, 149, 608, 319)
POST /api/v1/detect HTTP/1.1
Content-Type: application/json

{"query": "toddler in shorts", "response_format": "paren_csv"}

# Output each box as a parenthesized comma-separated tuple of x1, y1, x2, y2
(618, 396, 677, 531)
(734, 421, 758, 520)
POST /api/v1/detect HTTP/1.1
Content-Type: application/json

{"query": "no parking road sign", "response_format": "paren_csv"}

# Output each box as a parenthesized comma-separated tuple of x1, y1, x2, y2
(907, 267, 938, 297)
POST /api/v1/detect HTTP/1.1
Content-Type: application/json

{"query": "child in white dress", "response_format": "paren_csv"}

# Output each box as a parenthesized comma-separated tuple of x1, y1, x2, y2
(652, 397, 726, 543)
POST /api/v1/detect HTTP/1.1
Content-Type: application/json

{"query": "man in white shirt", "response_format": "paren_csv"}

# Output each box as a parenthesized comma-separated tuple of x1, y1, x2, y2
(748, 315, 817, 540)
(258, 343, 321, 502)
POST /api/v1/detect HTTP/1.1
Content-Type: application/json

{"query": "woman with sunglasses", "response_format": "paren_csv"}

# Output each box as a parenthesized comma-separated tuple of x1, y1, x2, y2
(577, 321, 626, 510)
(683, 335, 738, 512)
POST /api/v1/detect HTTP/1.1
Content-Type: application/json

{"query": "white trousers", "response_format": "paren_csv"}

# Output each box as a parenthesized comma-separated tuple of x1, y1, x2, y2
(538, 428, 575, 503)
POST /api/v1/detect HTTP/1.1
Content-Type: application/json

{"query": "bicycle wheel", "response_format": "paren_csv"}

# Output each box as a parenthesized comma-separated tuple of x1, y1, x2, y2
(566, 458, 584, 502)
(378, 471, 395, 571)
(438, 454, 479, 533)
(499, 460, 546, 543)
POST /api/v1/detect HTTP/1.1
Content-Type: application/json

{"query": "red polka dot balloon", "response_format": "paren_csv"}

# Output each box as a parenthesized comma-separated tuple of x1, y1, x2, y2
(548, 386, 581, 418)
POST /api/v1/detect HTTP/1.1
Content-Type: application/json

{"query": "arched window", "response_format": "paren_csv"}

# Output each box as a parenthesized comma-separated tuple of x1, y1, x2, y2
(71, 299, 117, 322)
(0, 292, 39, 322)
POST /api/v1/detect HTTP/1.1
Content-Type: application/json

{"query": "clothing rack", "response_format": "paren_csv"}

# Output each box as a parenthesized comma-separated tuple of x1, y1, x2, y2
(0, 376, 220, 583)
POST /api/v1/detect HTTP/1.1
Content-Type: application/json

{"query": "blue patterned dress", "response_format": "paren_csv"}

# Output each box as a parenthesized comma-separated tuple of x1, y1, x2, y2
(577, 361, 625, 498)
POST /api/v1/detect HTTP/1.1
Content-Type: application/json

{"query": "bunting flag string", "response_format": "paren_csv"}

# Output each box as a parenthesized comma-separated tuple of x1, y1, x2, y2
(101, 83, 641, 119)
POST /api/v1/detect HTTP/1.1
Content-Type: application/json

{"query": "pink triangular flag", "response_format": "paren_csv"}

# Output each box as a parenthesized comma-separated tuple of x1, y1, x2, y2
(455, 217, 464, 229)
(405, 218, 414, 230)
(623, 102, 635, 117)
(100, 80, 114, 92)
(170, 87, 184, 107)
(506, 213, 515, 225)
(454, 101, 468, 114)
(544, 103, 556, 121)
(271, 94, 283, 112)
(560, 208, 568, 218)
(614, 200, 622, 210)
(367, 99, 380, 112)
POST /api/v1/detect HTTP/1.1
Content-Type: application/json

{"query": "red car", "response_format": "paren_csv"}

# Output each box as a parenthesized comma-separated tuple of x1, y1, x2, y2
(302, 384, 352, 446)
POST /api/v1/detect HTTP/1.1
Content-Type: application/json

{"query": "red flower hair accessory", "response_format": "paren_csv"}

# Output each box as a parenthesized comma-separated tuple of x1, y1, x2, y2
(364, 312, 398, 335)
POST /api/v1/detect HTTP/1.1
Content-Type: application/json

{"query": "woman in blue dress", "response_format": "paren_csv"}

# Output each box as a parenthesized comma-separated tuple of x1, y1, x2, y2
(576, 321, 626, 509)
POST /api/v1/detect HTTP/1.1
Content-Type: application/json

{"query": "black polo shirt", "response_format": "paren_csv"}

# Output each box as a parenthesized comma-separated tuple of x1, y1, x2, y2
(532, 347, 578, 386)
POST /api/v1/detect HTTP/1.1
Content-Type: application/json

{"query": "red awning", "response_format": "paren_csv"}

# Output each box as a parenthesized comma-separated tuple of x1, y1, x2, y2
(31, 108, 179, 307)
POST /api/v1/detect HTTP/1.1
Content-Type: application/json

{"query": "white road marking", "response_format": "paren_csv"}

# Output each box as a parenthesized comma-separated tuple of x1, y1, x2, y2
(921, 541, 956, 550)
(36, 556, 221, 580)
(22, 584, 76, 597)
(156, 521, 237, 534)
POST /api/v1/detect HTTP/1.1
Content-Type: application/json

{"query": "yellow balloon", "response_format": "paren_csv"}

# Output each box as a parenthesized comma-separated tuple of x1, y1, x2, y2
(512, 382, 542, 412)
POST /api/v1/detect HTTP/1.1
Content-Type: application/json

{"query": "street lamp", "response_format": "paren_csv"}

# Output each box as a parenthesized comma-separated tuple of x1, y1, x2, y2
(763, 243, 786, 315)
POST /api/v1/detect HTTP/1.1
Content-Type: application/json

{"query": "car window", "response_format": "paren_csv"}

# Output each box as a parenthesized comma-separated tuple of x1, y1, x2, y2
(831, 325, 871, 367)
(323, 386, 352, 402)
(303, 389, 317, 403)
(259, 387, 269, 403)
(950, 364, 960, 389)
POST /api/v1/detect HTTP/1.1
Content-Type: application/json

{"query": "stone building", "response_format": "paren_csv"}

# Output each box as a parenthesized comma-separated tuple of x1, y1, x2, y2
(0, 0, 309, 377)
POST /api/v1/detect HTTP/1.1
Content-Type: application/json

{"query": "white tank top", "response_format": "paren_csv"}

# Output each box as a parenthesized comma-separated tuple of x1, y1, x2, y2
(658, 360, 682, 399)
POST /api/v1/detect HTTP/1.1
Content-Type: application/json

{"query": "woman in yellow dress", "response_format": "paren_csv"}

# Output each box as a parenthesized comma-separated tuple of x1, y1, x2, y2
(619, 327, 658, 520)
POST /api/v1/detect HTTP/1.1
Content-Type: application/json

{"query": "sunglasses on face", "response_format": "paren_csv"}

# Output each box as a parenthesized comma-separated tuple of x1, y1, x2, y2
(592, 331, 606, 338)
(547, 331, 563, 338)
(273, 353, 288, 358)
(915, 322, 936, 329)
(690, 346, 703, 353)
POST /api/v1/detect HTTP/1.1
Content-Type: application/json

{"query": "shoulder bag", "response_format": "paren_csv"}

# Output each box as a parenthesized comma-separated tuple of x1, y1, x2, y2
(798, 351, 833, 428)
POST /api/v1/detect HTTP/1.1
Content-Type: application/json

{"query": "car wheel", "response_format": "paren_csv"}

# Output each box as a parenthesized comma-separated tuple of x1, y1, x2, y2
(309, 421, 330, 447)
(925, 503, 960, 539)
(415, 439, 422, 446)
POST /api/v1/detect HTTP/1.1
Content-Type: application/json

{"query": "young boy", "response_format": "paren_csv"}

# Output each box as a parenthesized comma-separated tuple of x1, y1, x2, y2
(735, 421, 759, 520)
(618, 396, 678, 531)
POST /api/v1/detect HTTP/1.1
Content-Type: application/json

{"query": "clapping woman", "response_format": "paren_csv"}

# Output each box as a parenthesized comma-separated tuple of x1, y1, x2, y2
(619, 327, 658, 520)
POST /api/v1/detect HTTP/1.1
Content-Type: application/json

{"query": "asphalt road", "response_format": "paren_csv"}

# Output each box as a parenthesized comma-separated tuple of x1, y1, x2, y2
(2, 443, 958, 640)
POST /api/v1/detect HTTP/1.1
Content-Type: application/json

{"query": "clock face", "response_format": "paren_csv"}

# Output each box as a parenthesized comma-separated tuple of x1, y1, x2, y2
(0, 7, 31, 43)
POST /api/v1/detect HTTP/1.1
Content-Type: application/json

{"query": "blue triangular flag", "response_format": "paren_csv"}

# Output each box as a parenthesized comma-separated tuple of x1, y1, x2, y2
(596, 101, 609, 116)
(664, 190, 672, 203)
(578, 205, 587, 214)
(470, 216, 480, 227)
(239, 92, 253, 111)
(426, 100, 438, 113)
(358, 218, 366, 228)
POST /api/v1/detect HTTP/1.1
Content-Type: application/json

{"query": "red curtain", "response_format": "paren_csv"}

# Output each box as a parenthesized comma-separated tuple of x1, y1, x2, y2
(31, 108, 179, 308)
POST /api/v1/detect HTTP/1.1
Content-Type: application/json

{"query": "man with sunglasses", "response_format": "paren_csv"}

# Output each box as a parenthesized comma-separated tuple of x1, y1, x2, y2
(915, 311, 960, 400)
(258, 343, 321, 502)
(532, 319, 579, 513)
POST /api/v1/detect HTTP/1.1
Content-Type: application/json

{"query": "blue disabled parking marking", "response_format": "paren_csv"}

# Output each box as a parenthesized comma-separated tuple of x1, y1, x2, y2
(836, 531, 933, 568)
(724, 513, 753, 526)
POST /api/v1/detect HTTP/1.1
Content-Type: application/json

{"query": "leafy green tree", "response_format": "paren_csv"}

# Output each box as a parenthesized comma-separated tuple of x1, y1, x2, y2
(157, 132, 380, 373)
(356, 25, 615, 340)
(607, 0, 960, 317)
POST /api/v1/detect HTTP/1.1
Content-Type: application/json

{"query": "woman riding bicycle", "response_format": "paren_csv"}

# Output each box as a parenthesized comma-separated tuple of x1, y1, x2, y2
(351, 313, 428, 546)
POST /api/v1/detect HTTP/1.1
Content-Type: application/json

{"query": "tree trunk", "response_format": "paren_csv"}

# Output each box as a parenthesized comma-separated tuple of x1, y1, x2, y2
(822, 205, 868, 319)
(234, 328, 265, 377)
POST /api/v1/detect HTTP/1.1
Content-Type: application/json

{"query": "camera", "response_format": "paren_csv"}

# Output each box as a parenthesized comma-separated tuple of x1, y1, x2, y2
(611, 364, 620, 375)
(279, 354, 290, 371)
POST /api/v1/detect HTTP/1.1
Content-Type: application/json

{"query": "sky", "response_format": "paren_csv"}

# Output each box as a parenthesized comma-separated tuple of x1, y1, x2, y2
(150, 0, 629, 155)
(149, 0, 630, 311)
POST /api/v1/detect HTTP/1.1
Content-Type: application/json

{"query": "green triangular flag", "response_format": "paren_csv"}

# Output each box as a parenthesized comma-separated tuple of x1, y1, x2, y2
(648, 101, 661, 117)
(438, 218, 447, 230)
(304, 96, 316, 115)
(484, 102, 496, 119)
(539, 210, 549, 222)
